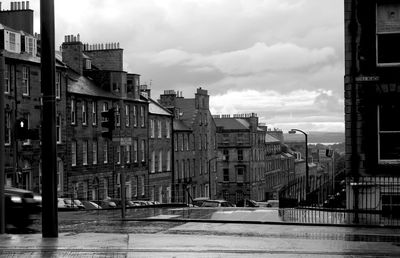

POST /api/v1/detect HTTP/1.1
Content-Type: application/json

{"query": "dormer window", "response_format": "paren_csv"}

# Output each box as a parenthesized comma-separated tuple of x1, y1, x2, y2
(85, 59, 91, 70)
(9, 32, 16, 51)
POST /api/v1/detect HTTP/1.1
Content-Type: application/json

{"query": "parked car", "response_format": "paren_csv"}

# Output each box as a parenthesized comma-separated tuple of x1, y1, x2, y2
(82, 201, 102, 209)
(73, 199, 85, 209)
(101, 197, 117, 208)
(5, 186, 42, 228)
(201, 200, 235, 207)
(236, 199, 259, 207)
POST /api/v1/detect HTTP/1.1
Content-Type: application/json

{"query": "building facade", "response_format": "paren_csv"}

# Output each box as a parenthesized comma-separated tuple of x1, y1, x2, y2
(345, 0, 400, 215)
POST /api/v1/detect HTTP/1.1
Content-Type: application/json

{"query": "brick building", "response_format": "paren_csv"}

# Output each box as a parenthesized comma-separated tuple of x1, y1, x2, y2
(158, 89, 217, 202)
(345, 0, 400, 213)
(1, 3, 68, 195)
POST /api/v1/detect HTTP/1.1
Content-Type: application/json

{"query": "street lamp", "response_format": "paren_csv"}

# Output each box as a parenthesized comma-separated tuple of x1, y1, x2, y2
(208, 156, 219, 199)
(288, 129, 309, 203)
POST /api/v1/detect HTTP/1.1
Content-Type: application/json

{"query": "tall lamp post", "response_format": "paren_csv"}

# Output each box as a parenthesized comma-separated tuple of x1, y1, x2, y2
(288, 129, 309, 203)
(208, 156, 219, 199)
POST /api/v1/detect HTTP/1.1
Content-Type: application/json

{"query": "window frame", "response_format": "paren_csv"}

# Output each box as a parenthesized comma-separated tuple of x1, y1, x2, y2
(22, 66, 30, 96)
(377, 104, 400, 164)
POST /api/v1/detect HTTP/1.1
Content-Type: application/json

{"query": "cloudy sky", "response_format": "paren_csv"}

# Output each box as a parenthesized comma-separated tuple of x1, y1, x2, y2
(28, 0, 343, 132)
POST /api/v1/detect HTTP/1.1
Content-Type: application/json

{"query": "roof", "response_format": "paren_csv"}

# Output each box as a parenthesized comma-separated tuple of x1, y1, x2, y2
(214, 118, 250, 130)
(3, 51, 66, 67)
(175, 98, 197, 128)
(173, 120, 191, 132)
(68, 71, 118, 99)
(265, 134, 280, 143)
(148, 98, 172, 116)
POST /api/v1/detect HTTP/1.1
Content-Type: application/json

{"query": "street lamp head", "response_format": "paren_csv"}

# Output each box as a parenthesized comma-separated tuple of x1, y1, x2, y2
(288, 129, 296, 134)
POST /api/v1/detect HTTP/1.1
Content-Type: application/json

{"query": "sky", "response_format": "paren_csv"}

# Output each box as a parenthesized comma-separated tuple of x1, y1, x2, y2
(24, 0, 343, 132)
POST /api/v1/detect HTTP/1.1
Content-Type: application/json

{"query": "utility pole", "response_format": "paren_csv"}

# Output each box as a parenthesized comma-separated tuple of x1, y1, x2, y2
(41, 0, 58, 237)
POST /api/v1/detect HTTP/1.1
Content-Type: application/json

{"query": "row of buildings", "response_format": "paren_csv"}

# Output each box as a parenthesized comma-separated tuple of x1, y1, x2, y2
(1, 3, 298, 205)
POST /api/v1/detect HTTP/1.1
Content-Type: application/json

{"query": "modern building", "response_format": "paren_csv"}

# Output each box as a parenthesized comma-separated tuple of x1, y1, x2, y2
(345, 0, 400, 216)
(158, 88, 217, 203)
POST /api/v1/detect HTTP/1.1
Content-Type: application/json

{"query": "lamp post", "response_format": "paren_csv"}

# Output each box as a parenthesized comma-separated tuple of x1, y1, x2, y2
(208, 156, 219, 199)
(288, 129, 309, 203)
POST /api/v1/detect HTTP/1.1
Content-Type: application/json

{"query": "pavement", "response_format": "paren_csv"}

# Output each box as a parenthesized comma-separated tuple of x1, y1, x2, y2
(1, 222, 400, 257)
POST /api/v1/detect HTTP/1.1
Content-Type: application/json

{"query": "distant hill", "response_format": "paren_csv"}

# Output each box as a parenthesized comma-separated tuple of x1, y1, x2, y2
(284, 131, 344, 144)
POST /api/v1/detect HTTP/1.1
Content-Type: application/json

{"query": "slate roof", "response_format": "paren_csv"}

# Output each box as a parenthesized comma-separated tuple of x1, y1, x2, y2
(214, 118, 250, 130)
(148, 98, 172, 116)
(174, 119, 191, 131)
(175, 98, 198, 128)
(4, 50, 66, 67)
(67, 71, 118, 99)
(265, 134, 280, 143)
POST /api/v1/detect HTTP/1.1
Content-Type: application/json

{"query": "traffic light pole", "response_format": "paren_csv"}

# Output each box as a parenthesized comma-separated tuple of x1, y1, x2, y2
(41, 0, 58, 238)
(0, 52, 5, 234)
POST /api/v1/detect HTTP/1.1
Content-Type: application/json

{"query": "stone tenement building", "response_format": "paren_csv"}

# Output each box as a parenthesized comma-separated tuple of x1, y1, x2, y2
(62, 35, 150, 201)
(345, 0, 400, 213)
(0, 3, 68, 193)
(158, 89, 217, 202)
(213, 114, 290, 203)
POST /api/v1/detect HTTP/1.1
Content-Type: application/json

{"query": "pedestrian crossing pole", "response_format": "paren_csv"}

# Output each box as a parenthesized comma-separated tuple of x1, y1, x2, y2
(41, 0, 58, 237)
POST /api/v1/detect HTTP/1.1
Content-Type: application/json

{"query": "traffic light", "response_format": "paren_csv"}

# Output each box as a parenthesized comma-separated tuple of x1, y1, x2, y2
(15, 118, 29, 140)
(101, 108, 115, 140)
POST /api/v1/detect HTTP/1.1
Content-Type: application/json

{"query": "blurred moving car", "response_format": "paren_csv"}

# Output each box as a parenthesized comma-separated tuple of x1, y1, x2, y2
(236, 199, 259, 207)
(101, 197, 117, 208)
(73, 199, 85, 209)
(201, 200, 235, 207)
(5, 186, 42, 228)
(266, 200, 279, 208)
(192, 197, 209, 207)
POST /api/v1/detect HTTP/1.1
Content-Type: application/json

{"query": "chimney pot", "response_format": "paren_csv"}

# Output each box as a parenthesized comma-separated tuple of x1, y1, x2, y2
(17, 2, 20, 10)
(22, 1, 25, 9)
(101, 43, 104, 50)
(26, 1, 29, 9)
(64, 35, 68, 42)
(77, 34, 80, 42)
(117, 42, 120, 48)
(10, 2, 13, 10)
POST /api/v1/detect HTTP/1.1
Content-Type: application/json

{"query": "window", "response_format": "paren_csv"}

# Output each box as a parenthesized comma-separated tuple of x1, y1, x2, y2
(174, 137, 178, 151)
(22, 66, 30, 96)
(92, 101, 97, 126)
(116, 105, 120, 127)
(186, 159, 190, 178)
(22, 113, 30, 145)
(158, 151, 162, 172)
(191, 159, 195, 177)
(9, 32, 16, 51)
(5, 111, 11, 145)
(158, 120, 162, 138)
(199, 159, 202, 175)
(151, 151, 155, 173)
(125, 105, 130, 127)
(238, 149, 243, 161)
(237, 167, 244, 183)
(140, 175, 145, 196)
(181, 160, 185, 179)
(57, 158, 63, 192)
(4, 64, 10, 94)
(378, 104, 400, 163)
(140, 106, 145, 127)
(116, 145, 121, 164)
(185, 135, 189, 151)
(83, 141, 88, 165)
(103, 141, 108, 164)
(205, 184, 209, 198)
(166, 150, 171, 171)
(71, 141, 77, 166)
(176, 160, 180, 180)
(82, 101, 87, 125)
(133, 140, 138, 163)
(85, 59, 91, 70)
(150, 119, 155, 138)
(223, 149, 229, 161)
(126, 145, 131, 164)
(133, 106, 137, 127)
(134, 176, 138, 197)
(26, 37, 35, 55)
(141, 140, 146, 162)
(56, 114, 62, 144)
(166, 120, 170, 138)
(377, 2, 400, 66)
(102, 102, 108, 121)
(55, 72, 61, 99)
(180, 135, 184, 151)
(223, 169, 229, 181)
(199, 135, 202, 150)
(71, 99, 76, 125)
(103, 178, 109, 199)
(93, 141, 98, 165)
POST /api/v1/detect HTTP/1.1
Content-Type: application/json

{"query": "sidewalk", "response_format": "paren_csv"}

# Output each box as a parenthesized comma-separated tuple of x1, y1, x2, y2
(1, 223, 400, 257)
